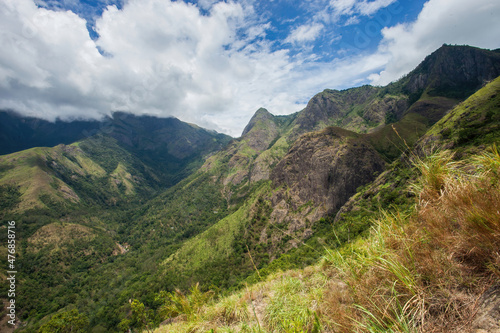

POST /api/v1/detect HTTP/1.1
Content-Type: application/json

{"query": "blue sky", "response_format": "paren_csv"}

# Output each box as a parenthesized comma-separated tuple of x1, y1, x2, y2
(1, 0, 500, 136)
(38, 0, 423, 64)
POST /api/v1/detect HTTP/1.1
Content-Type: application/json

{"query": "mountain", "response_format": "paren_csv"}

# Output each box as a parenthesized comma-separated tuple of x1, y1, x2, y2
(0, 112, 232, 215)
(0, 111, 232, 187)
(2, 44, 500, 332)
(105, 112, 232, 187)
(399, 44, 500, 101)
(420, 74, 500, 148)
(0, 113, 232, 332)
(0, 110, 103, 155)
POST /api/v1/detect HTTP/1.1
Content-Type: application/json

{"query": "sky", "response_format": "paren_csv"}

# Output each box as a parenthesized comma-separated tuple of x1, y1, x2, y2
(1, 0, 500, 137)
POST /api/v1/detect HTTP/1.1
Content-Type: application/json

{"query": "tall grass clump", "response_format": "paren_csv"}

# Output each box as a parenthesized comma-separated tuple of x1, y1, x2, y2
(157, 283, 215, 322)
(264, 274, 324, 332)
(322, 146, 500, 332)
(410, 149, 462, 201)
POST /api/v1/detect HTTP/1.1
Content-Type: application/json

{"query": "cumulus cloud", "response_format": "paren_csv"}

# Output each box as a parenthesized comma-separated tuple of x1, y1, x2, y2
(0, 0, 274, 135)
(1, 0, 499, 137)
(370, 0, 500, 85)
(0, 0, 390, 136)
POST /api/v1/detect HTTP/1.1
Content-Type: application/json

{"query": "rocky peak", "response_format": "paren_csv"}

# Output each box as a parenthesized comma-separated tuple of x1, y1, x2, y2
(290, 85, 380, 138)
(241, 108, 275, 136)
(240, 108, 280, 152)
(402, 44, 500, 98)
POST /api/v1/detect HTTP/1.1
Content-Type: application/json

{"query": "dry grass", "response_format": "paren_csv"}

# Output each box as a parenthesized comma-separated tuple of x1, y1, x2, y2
(320, 145, 500, 332)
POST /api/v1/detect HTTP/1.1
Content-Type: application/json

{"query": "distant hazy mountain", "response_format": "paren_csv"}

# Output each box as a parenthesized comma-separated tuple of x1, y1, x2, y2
(0, 110, 104, 155)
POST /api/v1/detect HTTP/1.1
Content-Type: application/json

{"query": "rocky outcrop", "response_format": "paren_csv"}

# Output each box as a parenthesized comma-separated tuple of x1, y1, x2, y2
(363, 95, 408, 125)
(271, 127, 386, 214)
(264, 127, 386, 250)
(291, 86, 380, 137)
(202, 109, 285, 187)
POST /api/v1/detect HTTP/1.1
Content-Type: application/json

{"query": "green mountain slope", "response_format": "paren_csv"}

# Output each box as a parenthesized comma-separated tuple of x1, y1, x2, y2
(0, 136, 157, 215)
(106, 112, 232, 185)
(336, 72, 500, 231)
(0, 110, 103, 156)
(421, 75, 500, 148)
(0, 115, 231, 332)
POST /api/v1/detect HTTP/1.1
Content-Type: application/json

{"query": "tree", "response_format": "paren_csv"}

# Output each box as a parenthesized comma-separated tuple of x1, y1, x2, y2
(130, 299, 155, 333)
(38, 309, 89, 333)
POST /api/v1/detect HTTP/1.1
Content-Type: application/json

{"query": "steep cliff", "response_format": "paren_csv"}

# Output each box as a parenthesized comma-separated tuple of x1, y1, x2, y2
(265, 127, 386, 252)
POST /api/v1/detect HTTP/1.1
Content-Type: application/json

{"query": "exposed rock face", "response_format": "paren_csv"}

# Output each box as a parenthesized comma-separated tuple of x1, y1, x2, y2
(203, 108, 285, 188)
(272, 127, 386, 214)
(402, 45, 500, 98)
(363, 95, 408, 125)
(266, 127, 386, 249)
(291, 86, 380, 137)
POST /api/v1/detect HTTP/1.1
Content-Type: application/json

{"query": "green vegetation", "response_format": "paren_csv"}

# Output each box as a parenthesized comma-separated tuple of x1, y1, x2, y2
(38, 309, 89, 333)
(0, 184, 21, 216)
(425, 75, 500, 147)
(159, 182, 272, 291)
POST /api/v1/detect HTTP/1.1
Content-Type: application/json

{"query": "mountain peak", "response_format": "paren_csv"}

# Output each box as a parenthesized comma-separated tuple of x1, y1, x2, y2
(241, 108, 274, 137)
(250, 107, 274, 122)
(238, 108, 280, 151)
(402, 44, 500, 99)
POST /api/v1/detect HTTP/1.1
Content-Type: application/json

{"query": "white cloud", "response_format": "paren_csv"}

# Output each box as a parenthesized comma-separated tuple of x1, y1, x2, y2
(1, 0, 500, 137)
(330, 0, 357, 16)
(0, 0, 264, 135)
(285, 23, 324, 44)
(355, 0, 396, 16)
(327, 0, 395, 21)
(370, 0, 500, 85)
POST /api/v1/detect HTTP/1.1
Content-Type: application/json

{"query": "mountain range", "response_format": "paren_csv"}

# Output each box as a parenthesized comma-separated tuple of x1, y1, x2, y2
(1, 44, 500, 332)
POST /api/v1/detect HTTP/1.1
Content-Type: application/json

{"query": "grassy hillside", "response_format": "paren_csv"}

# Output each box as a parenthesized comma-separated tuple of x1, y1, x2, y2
(423, 76, 500, 147)
(0, 136, 160, 215)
